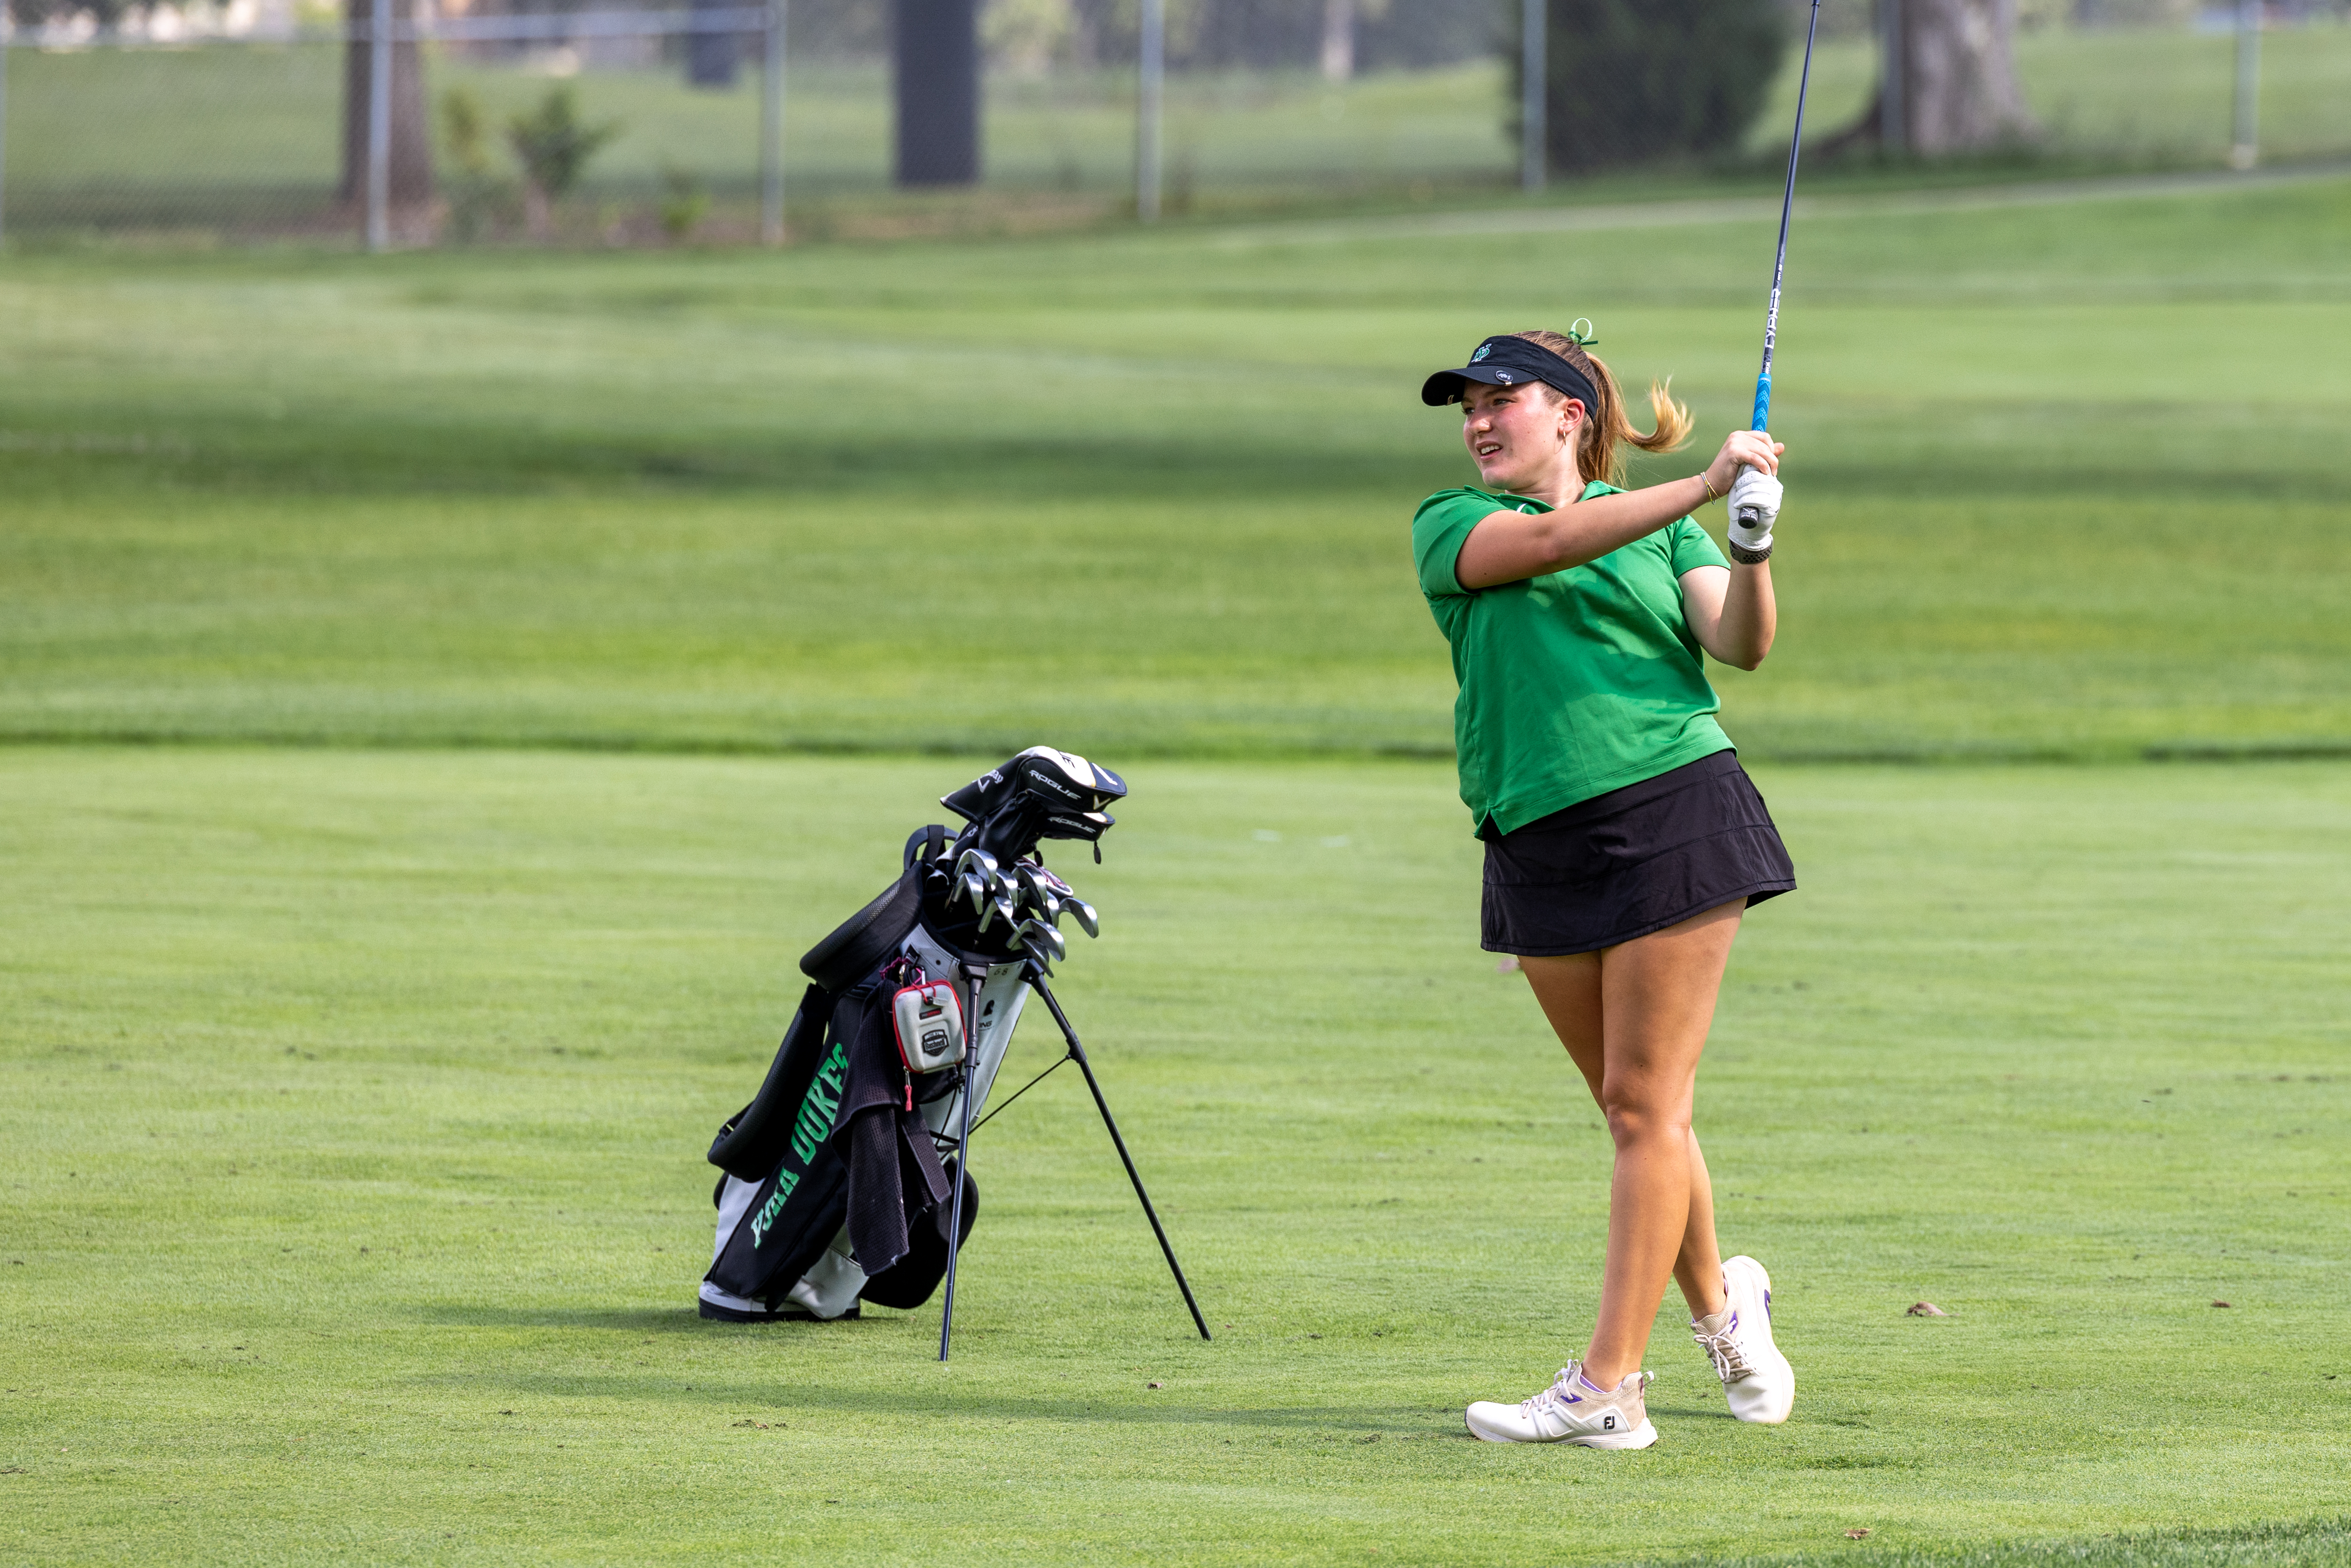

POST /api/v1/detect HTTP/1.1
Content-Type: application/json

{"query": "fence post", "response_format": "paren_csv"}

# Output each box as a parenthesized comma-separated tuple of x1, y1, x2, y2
(365, 0, 392, 250)
(0, 31, 10, 247)
(1136, 0, 1162, 221)
(1880, 0, 1904, 156)
(1520, 0, 1544, 192)
(760, 0, 785, 243)
(2229, 0, 2259, 171)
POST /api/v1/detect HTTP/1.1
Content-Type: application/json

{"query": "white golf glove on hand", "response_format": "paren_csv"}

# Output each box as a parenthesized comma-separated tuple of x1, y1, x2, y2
(1726, 469, 1781, 560)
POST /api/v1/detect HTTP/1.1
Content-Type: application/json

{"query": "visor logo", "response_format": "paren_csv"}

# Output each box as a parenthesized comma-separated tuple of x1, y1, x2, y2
(1470, 344, 1492, 362)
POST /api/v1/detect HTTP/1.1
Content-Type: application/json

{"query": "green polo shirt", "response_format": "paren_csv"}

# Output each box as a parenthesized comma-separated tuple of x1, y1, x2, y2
(1413, 482, 1733, 838)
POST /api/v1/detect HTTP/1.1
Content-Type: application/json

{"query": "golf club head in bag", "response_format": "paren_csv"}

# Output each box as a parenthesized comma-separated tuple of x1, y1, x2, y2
(940, 747, 1126, 865)
(1014, 864, 1063, 925)
(921, 748, 1124, 959)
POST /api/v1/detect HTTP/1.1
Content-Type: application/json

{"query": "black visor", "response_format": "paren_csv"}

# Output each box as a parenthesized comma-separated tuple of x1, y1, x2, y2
(1421, 335, 1601, 415)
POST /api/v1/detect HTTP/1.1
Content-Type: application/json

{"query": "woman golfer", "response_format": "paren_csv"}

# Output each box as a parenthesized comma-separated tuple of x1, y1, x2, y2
(1414, 327, 1797, 1448)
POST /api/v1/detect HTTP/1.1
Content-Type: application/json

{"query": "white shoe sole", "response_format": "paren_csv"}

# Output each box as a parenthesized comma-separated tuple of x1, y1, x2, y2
(1463, 1409, 1660, 1449)
(1727, 1364, 1794, 1425)
(1721, 1256, 1795, 1425)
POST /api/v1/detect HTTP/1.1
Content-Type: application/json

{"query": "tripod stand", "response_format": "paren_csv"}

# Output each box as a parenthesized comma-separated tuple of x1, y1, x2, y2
(935, 956, 1211, 1360)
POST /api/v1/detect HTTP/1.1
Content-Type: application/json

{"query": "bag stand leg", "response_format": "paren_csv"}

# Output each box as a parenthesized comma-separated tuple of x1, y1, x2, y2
(934, 960, 1211, 1358)
(1026, 963, 1212, 1343)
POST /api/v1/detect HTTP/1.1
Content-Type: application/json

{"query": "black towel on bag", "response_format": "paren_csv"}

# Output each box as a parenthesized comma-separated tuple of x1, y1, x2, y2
(830, 983, 953, 1280)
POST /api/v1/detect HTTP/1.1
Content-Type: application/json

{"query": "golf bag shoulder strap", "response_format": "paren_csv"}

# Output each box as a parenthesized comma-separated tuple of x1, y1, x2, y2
(707, 982, 828, 1181)
(800, 864, 924, 993)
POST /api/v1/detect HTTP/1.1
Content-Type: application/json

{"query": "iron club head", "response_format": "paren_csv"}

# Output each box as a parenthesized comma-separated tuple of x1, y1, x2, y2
(1015, 918, 1066, 962)
(1060, 894, 1098, 938)
(1013, 865, 1063, 925)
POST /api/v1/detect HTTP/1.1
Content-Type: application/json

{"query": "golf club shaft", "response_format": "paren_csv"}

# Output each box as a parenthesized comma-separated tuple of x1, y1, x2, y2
(936, 969, 984, 1360)
(1738, 0, 1823, 525)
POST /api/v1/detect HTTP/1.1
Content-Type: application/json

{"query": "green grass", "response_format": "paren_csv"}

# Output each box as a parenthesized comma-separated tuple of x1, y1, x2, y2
(4, 747, 2347, 1564)
(2, 130, 2349, 1563)
(2, 173, 2348, 760)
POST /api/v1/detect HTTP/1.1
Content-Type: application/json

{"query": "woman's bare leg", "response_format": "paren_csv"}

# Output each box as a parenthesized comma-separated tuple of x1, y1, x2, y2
(1675, 1130, 1727, 1321)
(1520, 899, 1743, 1388)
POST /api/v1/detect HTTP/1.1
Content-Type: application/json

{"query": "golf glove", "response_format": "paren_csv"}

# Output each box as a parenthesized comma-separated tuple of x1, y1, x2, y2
(1726, 469, 1781, 560)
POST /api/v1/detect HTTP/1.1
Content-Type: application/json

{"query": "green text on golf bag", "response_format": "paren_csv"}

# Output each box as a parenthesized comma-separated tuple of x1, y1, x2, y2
(750, 1037, 850, 1249)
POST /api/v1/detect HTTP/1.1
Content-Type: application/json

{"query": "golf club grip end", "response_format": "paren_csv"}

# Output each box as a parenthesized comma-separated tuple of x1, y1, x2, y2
(1734, 505, 1763, 527)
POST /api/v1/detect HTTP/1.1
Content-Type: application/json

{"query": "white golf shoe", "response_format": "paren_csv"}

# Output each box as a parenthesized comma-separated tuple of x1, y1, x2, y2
(1692, 1255, 1795, 1424)
(1463, 1362, 1658, 1448)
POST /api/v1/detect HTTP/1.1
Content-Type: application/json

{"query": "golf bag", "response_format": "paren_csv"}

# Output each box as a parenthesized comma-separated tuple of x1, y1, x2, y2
(699, 748, 1128, 1323)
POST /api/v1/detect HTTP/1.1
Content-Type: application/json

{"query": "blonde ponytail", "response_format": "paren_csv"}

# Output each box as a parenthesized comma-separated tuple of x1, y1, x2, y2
(1511, 329, 1692, 486)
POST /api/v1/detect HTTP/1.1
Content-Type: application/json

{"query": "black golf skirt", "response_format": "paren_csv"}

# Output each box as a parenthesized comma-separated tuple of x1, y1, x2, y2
(1482, 749, 1795, 957)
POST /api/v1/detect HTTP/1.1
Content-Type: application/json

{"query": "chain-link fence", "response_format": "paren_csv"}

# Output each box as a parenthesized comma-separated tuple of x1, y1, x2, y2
(1, 0, 2344, 247)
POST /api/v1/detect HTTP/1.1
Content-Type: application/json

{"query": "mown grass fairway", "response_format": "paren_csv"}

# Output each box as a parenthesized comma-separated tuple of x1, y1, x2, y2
(3, 164, 2349, 1564)
(4, 749, 2347, 1564)
(3, 171, 2348, 760)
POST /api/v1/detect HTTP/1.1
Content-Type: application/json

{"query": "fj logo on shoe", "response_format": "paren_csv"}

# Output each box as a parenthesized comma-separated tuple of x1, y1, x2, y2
(1603, 1415, 1616, 1430)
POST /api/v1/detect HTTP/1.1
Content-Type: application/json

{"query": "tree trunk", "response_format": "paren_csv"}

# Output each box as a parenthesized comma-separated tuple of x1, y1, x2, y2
(894, 0, 981, 186)
(1320, 0, 1354, 83)
(1830, 0, 2036, 156)
(1906, 0, 2034, 152)
(339, 0, 435, 218)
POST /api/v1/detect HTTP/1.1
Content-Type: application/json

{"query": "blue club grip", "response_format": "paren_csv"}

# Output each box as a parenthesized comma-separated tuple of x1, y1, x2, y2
(1749, 372, 1772, 434)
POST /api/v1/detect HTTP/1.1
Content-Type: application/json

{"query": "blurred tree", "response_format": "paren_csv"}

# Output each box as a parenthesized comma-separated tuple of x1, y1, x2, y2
(1511, 0, 1787, 174)
(5, 0, 130, 26)
(660, 166, 713, 241)
(1830, 0, 2039, 154)
(440, 86, 520, 242)
(339, 0, 436, 222)
(985, 0, 1077, 73)
(506, 85, 622, 239)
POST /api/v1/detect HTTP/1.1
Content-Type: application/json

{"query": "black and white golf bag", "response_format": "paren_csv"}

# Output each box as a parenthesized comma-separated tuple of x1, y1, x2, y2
(698, 748, 1127, 1323)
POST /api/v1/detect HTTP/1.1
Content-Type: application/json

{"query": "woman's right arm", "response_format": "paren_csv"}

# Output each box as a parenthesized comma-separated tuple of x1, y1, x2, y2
(1453, 429, 1782, 590)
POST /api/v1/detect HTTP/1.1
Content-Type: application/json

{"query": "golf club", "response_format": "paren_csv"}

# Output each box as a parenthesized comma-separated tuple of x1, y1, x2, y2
(1061, 894, 1099, 939)
(1737, 0, 1823, 531)
(1016, 919, 1066, 963)
(955, 847, 1001, 896)
(1016, 865, 1063, 924)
